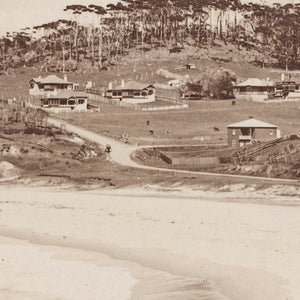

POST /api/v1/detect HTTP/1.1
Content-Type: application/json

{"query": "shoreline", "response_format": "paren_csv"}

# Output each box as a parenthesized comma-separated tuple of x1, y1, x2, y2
(1, 180, 300, 206)
(0, 232, 229, 300)
(0, 186, 299, 299)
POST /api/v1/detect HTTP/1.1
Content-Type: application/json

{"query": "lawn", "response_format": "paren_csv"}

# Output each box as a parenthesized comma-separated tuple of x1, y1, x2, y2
(58, 98, 300, 146)
(1, 46, 299, 147)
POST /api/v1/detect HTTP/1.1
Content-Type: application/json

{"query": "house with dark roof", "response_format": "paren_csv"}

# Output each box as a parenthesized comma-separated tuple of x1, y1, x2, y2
(227, 117, 280, 147)
(105, 80, 155, 103)
(29, 75, 74, 96)
(233, 78, 275, 101)
(40, 90, 88, 112)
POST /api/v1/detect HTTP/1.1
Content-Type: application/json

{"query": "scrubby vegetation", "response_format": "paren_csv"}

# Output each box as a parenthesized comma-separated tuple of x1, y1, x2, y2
(134, 135, 300, 179)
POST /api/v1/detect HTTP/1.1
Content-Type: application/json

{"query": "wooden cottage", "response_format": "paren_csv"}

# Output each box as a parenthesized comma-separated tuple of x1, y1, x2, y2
(233, 78, 275, 101)
(106, 81, 155, 103)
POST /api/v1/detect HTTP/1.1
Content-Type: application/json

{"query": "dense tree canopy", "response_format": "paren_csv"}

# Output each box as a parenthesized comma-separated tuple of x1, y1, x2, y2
(1, 0, 300, 71)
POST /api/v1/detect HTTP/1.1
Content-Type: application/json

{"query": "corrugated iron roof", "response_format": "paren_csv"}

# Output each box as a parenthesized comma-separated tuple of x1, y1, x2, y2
(31, 75, 73, 85)
(109, 81, 154, 90)
(236, 78, 274, 87)
(42, 90, 87, 99)
(227, 118, 278, 128)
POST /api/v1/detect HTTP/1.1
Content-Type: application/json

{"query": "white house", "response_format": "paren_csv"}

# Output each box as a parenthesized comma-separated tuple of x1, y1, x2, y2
(40, 90, 88, 113)
(29, 75, 74, 96)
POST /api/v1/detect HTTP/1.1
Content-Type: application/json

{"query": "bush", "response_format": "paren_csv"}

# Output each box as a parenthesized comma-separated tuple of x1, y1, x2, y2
(24, 127, 45, 135)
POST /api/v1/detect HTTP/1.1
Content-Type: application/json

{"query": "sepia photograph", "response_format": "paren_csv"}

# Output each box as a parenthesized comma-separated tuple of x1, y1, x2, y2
(0, 0, 299, 299)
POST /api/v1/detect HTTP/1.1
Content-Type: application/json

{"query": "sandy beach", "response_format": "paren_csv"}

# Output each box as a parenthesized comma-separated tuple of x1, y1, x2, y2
(0, 185, 299, 300)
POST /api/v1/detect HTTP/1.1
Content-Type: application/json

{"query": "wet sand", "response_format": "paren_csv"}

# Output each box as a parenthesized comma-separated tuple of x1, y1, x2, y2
(0, 186, 299, 299)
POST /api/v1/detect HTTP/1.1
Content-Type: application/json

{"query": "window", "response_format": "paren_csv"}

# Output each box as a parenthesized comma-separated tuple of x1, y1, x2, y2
(241, 128, 250, 135)
(60, 99, 67, 105)
(49, 99, 59, 106)
(112, 92, 117, 96)
(232, 129, 236, 136)
(232, 140, 236, 147)
(270, 130, 273, 136)
(117, 91, 122, 96)
(288, 85, 295, 91)
(148, 89, 153, 95)
(134, 91, 140, 96)
(78, 99, 85, 104)
(142, 91, 147, 96)
(68, 99, 76, 105)
(44, 84, 54, 91)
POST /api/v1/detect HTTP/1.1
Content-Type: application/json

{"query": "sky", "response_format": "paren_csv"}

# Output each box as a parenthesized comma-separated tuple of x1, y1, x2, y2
(0, 0, 299, 36)
(0, 0, 116, 36)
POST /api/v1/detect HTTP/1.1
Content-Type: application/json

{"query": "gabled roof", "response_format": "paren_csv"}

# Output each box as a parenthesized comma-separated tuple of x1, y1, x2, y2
(227, 118, 278, 128)
(42, 90, 87, 99)
(109, 81, 155, 91)
(31, 75, 73, 85)
(236, 78, 274, 87)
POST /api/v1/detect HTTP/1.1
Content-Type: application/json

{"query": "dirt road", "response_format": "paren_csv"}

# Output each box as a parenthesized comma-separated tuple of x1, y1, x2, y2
(49, 117, 139, 167)
(48, 118, 299, 183)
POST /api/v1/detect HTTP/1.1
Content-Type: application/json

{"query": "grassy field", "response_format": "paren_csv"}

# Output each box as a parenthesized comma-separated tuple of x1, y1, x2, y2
(1, 46, 299, 147)
(58, 98, 300, 146)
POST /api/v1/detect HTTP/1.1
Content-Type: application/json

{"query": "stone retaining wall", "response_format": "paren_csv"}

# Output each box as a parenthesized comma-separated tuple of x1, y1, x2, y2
(161, 152, 221, 166)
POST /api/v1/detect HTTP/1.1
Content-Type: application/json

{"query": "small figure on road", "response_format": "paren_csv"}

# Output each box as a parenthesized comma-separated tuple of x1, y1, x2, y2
(105, 144, 112, 153)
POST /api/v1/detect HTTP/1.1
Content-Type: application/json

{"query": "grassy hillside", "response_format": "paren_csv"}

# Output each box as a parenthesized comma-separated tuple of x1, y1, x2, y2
(1, 45, 299, 147)
(2, 44, 300, 101)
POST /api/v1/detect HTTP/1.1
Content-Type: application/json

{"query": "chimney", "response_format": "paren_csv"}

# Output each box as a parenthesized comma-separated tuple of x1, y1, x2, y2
(64, 74, 68, 82)
(281, 73, 285, 82)
(108, 82, 112, 89)
(121, 79, 125, 87)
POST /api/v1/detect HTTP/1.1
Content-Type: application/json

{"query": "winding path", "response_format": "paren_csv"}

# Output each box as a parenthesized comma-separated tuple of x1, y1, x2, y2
(48, 118, 299, 183)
